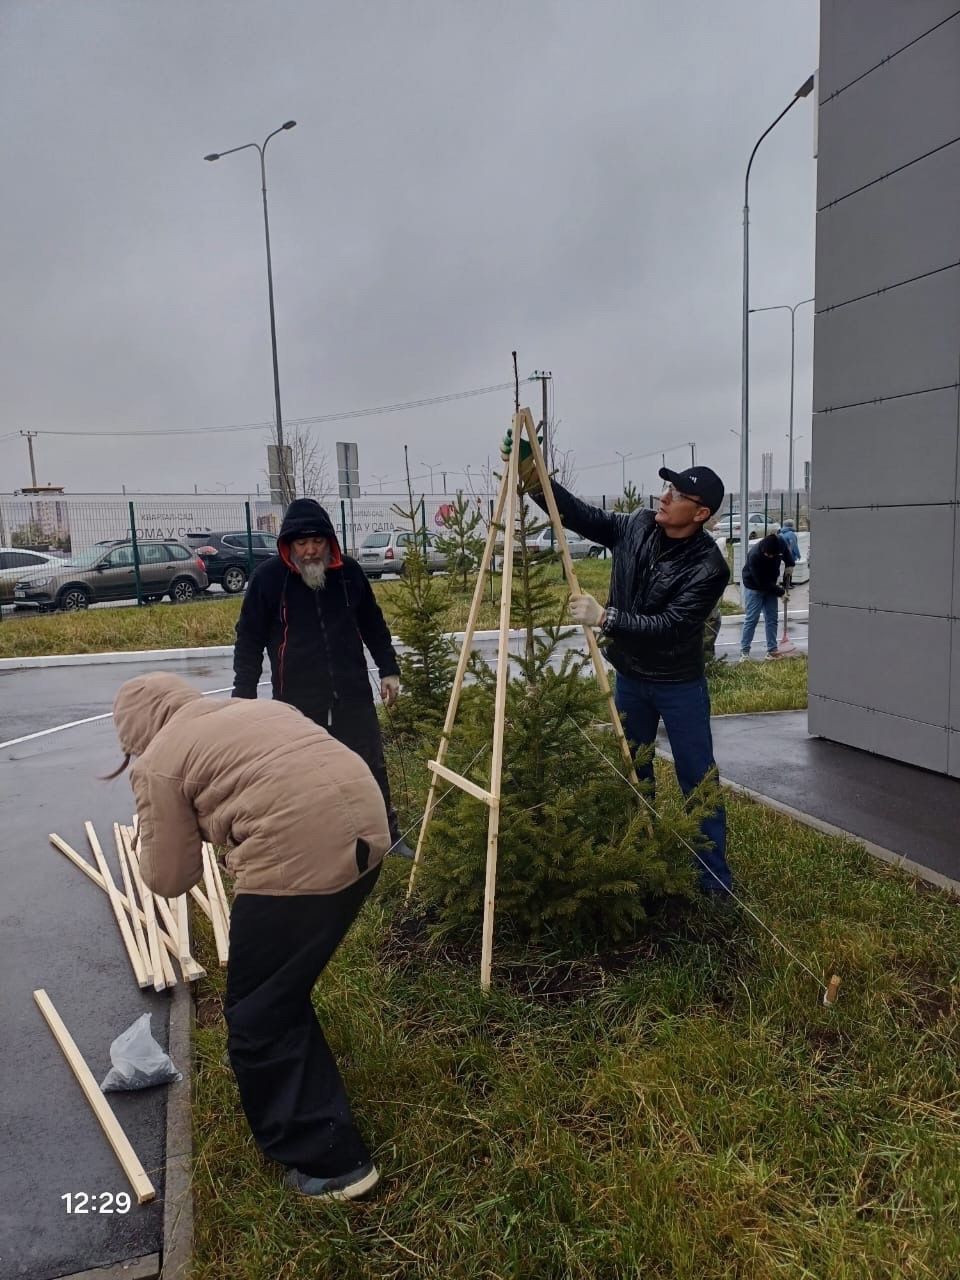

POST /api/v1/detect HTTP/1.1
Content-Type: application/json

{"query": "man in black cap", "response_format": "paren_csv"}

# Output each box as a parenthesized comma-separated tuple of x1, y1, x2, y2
(502, 440, 733, 894)
(232, 497, 414, 858)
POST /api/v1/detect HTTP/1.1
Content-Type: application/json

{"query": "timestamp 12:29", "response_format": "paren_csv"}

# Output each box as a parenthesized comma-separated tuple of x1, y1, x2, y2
(62, 1192, 132, 1214)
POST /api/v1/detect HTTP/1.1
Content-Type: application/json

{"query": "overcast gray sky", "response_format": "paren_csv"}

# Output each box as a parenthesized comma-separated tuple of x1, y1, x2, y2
(0, 1, 818, 500)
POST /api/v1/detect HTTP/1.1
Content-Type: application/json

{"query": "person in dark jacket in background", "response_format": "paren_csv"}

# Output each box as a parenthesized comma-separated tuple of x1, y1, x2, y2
(232, 497, 413, 857)
(739, 532, 795, 661)
(502, 437, 732, 895)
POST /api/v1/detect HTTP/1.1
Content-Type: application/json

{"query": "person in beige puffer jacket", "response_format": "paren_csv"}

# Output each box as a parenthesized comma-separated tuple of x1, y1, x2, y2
(110, 671, 390, 1201)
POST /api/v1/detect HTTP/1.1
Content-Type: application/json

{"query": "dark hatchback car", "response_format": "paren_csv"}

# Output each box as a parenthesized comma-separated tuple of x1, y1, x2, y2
(183, 531, 279, 593)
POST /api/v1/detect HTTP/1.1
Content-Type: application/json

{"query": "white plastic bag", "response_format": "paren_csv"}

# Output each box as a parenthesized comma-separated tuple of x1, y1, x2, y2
(100, 1012, 182, 1092)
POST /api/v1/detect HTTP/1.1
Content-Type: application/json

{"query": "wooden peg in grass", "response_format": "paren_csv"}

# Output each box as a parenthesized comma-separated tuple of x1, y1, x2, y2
(823, 974, 841, 1006)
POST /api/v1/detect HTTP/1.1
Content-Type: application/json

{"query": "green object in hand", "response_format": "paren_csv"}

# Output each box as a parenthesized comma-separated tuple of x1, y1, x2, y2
(501, 428, 533, 462)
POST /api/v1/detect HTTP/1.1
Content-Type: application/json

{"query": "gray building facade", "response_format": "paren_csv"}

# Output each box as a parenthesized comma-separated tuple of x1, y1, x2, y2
(809, 2, 960, 777)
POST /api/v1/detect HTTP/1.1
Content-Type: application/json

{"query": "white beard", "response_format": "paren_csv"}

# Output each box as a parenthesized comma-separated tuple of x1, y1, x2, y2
(299, 560, 327, 591)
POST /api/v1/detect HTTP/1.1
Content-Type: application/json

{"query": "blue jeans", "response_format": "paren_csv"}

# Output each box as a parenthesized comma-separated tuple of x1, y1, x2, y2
(740, 588, 779, 654)
(614, 672, 731, 894)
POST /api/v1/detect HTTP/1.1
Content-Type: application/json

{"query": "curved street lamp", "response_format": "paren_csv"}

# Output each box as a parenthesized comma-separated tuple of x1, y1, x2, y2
(205, 120, 297, 504)
(739, 76, 814, 582)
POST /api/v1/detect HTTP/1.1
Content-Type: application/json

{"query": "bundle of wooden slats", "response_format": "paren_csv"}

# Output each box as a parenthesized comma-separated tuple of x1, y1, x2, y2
(48, 817, 232, 990)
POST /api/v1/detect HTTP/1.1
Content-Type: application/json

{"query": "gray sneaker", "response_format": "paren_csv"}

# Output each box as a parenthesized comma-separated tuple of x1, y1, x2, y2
(285, 1162, 380, 1201)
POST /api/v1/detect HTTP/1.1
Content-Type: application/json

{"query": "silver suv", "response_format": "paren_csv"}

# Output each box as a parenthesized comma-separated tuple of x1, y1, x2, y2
(359, 529, 447, 578)
(13, 540, 209, 611)
(523, 528, 603, 559)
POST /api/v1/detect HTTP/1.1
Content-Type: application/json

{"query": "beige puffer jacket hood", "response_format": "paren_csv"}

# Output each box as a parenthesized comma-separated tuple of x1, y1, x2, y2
(112, 673, 390, 899)
(114, 672, 203, 755)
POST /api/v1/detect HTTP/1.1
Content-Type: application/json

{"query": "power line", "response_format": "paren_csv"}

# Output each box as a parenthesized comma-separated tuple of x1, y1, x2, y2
(20, 380, 524, 440)
(575, 441, 693, 474)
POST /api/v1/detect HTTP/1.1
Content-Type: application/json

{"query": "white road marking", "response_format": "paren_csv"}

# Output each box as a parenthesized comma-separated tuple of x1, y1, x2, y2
(0, 683, 246, 751)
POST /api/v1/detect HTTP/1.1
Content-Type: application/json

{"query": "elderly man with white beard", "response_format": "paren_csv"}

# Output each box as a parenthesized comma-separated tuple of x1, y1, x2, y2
(232, 497, 413, 857)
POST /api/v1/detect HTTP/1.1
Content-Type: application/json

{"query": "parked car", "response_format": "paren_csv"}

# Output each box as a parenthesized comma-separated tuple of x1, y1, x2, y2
(183, 530, 278, 593)
(358, 529, 447, 578)
(522, 528, 603, 559)
(0, 548, 63, 604)
(716, 511, 776, 542)
(13, 540, 208, 611)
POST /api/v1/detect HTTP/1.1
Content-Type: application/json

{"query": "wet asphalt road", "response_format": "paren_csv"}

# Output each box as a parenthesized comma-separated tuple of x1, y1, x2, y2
(0, 657, 236, 1280)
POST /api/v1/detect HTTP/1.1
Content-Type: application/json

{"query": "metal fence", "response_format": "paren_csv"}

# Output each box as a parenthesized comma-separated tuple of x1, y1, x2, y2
(0, 487, 809, 614)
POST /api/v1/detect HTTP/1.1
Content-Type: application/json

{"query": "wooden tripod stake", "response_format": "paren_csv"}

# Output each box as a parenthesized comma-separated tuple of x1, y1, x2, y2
(407, 408, 642, 991)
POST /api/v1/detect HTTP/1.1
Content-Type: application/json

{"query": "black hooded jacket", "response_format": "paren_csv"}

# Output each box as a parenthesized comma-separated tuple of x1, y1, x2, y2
(232, 499, 400, 720)
(532, 482, 730, 682)
(741, 536, 794, 595)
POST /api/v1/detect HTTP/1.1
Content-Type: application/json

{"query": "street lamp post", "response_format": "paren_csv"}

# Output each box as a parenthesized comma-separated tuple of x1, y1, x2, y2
(740, 75, 814, 586)
(205, 120, 297, 505)
(750, 297, 814, 503)
(615, 450, 633, 493)
(420, 461, 441, 495)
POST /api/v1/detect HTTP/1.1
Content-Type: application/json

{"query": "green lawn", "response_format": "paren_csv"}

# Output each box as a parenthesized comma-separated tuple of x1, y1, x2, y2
(190, 768, 960, 1279)
(709, 655, 808, 716)
(0, 560, 739, 657)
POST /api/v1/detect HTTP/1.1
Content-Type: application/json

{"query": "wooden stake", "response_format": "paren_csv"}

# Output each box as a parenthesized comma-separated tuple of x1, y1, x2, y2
(124, 824, 212, 926)
(175, 894, 191, 964)
(189, 883, 213, 920)
(205, 842, 231, 927)
(202, 843, 229, 965)
(123, 830, 205, 983)
(521, 407, 645, 810)
(113, 824, 152, 982)
(84, 822, 150, 989)
(33, 989, 156, 1204)
(149, 889, 199, 985)
(480, 413, 520, 991)
(119, 826, 168, 991)
(407, 464, 511, 899)
(49, 835, 191, 972)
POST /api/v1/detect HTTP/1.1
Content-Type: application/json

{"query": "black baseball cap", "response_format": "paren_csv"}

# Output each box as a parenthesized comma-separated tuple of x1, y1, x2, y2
(658, 465, 724, 516)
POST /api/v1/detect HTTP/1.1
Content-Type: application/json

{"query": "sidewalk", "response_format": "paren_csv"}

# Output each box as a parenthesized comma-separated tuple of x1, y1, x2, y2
(701, 711, 960, 891)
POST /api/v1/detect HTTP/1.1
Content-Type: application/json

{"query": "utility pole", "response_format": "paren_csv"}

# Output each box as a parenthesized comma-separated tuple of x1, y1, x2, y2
(21, 431, 38, 488)
(530, 370, 552, 472)
(690, 442, 696, 467)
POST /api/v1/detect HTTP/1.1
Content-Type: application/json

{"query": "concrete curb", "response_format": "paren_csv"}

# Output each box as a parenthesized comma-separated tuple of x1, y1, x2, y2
(0, 618, 808, 672)
(56, 1256, 160, 1280)
(0, 645, 235, 671)
(161, 981, 194, 1279)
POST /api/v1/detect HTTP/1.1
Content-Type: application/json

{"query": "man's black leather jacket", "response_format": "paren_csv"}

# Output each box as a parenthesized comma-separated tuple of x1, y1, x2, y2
(532, 483, 730, 682)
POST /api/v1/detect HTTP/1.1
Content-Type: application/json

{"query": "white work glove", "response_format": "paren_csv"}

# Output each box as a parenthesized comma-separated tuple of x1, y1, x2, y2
(380, 675, 400, 707)
(569, 593, 605, 628)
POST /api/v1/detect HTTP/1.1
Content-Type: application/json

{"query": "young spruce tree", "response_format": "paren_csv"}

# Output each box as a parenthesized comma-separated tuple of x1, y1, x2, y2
(434, 491, 486, 592)
(385, 463, 456, 739)
(414, 476, 712, 949)
(614, 480, 644, 513)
